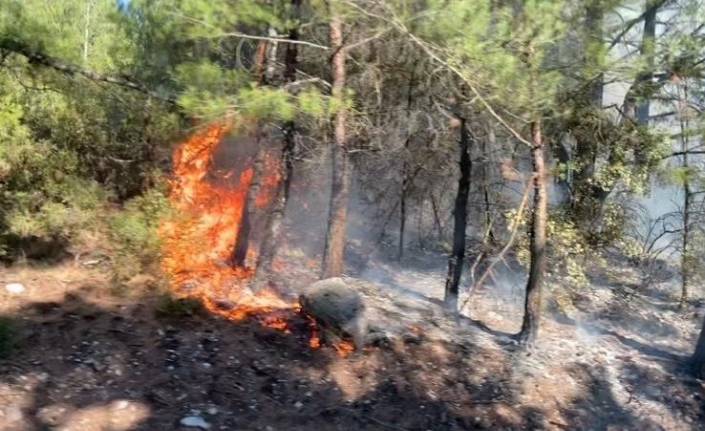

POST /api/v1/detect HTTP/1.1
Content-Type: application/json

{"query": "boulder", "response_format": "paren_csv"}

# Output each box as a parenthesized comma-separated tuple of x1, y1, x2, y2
(299, 277, 368, 352)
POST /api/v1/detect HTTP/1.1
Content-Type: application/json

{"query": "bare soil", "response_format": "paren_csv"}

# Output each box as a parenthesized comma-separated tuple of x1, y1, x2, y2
(1, 250, 704, 431)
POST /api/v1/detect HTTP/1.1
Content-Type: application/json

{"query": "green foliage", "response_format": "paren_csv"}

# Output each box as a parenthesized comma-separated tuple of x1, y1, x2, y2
(0, 96, 107, 257)
(510, 206, 590, 285)
(416, 0, 568, 114)
(108, 189, 172, 281)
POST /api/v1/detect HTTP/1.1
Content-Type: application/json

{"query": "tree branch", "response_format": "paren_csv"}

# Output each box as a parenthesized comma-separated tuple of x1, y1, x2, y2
(662, 150, 705, 160)
(608, 0, 672, 51)
(0, 37, 177, 104)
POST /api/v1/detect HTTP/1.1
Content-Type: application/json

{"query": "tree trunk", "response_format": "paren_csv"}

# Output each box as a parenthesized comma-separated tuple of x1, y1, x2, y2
(140, 96, 156, 192)
(431, 193, 443, 240)
(399, 177, 407, 260)
(321, 13, 350, 279)
(519, 118, 547, 345)
(253, 0, 301, 288)
(692, 317, 705, 378)
(444, 118, 472, 312)
(254, 127, 294, 285)
(229, 39, 270, 268)
(483, 123, 497, 245)
(229, 131, 266, 267)
(399, 67, 416, 261)
(679, 83, 692, 309)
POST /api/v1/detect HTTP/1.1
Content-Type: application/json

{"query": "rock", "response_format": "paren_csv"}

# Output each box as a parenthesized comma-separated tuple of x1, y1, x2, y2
(3, 405, 23, 423)
(4, 283, 26, 294)
(299, 278, 368, 352)
(294, 401, 304, 410)
(180, 416, 211, 429)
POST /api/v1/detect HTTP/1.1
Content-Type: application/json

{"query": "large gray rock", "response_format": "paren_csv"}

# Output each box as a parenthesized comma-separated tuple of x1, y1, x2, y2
(299, 277, 368, 352)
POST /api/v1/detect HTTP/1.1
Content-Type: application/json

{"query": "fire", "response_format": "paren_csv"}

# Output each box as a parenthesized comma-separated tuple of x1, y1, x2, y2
(334, 340, 355, 357)
(306, 316, 321, 348)
(158, 123, 291, 328)
(158, 123, 357, 357)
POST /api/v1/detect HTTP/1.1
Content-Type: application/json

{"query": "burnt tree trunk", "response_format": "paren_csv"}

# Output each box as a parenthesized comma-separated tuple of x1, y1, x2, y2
(519, 118, 547, 345)
(483, 123, 497, 245)
(399, 173, 407, 260)
(253, 0, 301, 287)
(140, 96, 156, 192)
(679, 83, 692, 309)
(444, 118, 472, 312)
(399, 66, 416, 261)
(230, 131, 266, 267)
(692, 318, 705, 378)
(229, 40, 270, 268)
(431, 193, 443, 240)
(321, 14, 350, 279)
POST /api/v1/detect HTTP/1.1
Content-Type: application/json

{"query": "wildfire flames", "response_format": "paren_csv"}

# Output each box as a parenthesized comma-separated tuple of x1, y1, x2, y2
(157, 123, 356, 357)
(158, 123, 293, 324)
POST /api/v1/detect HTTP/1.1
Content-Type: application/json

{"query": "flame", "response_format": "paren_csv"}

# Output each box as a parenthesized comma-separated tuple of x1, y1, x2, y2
(334, 340, 355, 357)
(158, 123, 291, 329)
(306, 316, 321, 348)
(158, 123, 356, 356)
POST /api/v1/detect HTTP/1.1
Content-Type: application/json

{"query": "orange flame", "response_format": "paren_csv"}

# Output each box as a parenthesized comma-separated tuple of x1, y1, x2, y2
(158, 123, 356, 356)
(158, 123, 291, 328)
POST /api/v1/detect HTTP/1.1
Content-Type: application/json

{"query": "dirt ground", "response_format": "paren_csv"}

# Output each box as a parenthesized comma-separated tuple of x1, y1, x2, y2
(1, 250, 705, 431)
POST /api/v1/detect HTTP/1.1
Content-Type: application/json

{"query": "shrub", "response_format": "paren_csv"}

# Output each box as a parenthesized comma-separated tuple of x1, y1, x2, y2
(0, 99, 108, 259)
(108, 188, 172, 281)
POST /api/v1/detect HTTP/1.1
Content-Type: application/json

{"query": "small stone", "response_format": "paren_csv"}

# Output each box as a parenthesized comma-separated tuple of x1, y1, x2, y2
(202, 362, 212, 369)
(206, 407, 218, 415)
(4, 283, 25, 294)
(4, 405, 23, 423)
(305, 391, 313, 397)
(180, 416, 211, 429)
(116, 400, 129, 410)
(294, 401, 303, 410)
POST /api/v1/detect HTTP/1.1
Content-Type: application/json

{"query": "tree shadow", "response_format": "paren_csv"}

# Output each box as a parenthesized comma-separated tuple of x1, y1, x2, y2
(0, 277, 546, 431)
(2, 277, 703, 431)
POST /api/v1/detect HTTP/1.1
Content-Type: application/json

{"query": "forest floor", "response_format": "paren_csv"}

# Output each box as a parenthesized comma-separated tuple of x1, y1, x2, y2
(1, 246, 705, 431)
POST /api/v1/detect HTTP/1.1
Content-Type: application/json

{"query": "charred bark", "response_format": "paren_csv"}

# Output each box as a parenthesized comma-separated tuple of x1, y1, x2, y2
(483, 124, 497, 245)
(321, 14, 350, 279)
(430, 193, 443, 240)
(140, 96, 156, 192)
(519, 119, 547, 345)
(253, 1, 301, 287)
(693, 318, 705, 378)
(399, 66, 417, 261)
(679, 84, 692, 309)
(229, 39, 270, 268)
(444, 118, 472, 312)
(229, 131, 266, 268)
(399, 173, 407, 260)
(253, 126, 295, 285)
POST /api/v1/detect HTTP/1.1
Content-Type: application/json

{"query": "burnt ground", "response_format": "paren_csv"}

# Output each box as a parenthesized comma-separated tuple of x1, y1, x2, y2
(1, 249, 705, 431)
